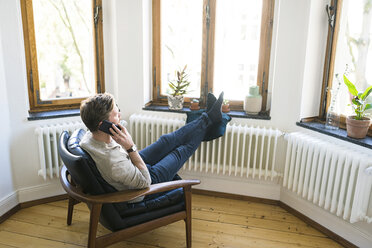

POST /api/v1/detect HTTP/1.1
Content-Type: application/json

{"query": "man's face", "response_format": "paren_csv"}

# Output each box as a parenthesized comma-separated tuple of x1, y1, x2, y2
(107, 102, 121, 125)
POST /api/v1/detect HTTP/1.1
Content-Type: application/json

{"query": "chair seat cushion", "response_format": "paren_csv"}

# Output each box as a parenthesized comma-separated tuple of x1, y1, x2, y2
(120, 201, 185, 231)
(117, 187, 184, 218)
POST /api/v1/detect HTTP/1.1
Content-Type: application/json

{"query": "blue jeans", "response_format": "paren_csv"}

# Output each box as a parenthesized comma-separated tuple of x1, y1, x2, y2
(139, 112, 211, 185)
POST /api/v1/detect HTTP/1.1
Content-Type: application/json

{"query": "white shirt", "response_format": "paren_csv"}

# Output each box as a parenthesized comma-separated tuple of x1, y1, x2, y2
(80, 131, 151, 202)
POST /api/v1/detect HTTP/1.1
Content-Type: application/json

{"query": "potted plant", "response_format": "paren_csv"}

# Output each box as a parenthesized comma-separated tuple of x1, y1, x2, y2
(222, 99, 230, 113)
(190, 98, 200, 111)
(343, 75, 372, 139)
(167, 65, 191, 110)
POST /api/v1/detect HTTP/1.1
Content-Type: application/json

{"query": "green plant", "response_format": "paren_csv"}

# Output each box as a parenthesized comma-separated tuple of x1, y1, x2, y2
(343, 75, 372, 120)
(223, 99, 229, 105)
(168, 65, 191, 97)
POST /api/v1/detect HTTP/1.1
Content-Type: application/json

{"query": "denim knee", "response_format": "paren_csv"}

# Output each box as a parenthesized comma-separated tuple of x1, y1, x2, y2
(159, 133, 175, 146)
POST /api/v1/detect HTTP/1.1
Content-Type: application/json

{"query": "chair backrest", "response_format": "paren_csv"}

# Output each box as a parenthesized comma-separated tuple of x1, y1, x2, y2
(59, 130, 108, 195)
(58, 129, 124, 231)
(66, 129, 119, 194)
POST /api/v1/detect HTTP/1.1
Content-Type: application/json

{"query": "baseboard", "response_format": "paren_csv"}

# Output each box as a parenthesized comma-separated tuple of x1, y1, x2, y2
(280, 188, 372, 248)
(178, 170, 281, 200)
(20, 194, 68, 208)
(0, 191, 19, 223)
(17, 182, 65, 203)
(192, 189, 279, 206)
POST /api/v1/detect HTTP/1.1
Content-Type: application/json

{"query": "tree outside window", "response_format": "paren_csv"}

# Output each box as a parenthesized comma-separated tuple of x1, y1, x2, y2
(20, 0, 104, 112)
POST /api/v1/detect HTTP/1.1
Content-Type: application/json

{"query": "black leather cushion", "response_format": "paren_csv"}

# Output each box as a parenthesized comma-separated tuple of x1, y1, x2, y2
(59, 129, 186, 232)
(117, 187, 184, 217)
(60, 131, 106, 196)
(122, 201, 185, 229)
(67, 129, 117, 194)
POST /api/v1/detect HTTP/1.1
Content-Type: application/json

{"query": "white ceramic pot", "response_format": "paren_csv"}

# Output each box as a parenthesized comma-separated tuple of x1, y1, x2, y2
(167, 95, 184, 110)
(244, 86, 262, 114)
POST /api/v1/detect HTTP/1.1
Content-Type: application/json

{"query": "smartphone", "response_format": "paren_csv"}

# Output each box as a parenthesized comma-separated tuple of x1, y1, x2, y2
(98, 120, 121, 135)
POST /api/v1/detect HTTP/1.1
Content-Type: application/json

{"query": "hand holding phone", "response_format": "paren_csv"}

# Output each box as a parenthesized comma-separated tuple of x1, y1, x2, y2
(98, 120, 122, 135)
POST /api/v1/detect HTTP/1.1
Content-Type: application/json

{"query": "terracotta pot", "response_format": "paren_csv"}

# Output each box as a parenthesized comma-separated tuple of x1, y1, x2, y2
(346, 116, 371, 139)
(190, 102, 200, 111)
(222, 104, 230, 113)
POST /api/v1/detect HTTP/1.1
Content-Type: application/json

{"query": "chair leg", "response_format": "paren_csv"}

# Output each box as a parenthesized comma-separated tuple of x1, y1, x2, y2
(67, 196, 79, 225)
(88, 203, 102, 248)
(184, 186, 192, 248)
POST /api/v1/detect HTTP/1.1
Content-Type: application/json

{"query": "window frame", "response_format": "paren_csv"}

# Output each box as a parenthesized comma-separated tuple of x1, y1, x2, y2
(152, 0, 275, 112)
(320, 0, 372, 136)
(20, 0, 105, 113)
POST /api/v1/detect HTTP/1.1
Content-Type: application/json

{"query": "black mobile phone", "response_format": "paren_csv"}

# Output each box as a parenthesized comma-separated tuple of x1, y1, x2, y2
(98, 120, 121, 135)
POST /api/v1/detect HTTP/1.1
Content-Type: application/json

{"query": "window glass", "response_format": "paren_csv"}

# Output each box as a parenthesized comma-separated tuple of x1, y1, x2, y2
(33, 0, 95, 100)
(160, 0, 203, 98)
(153, 0, 274, 112)
(331, 0, 372, 116)
(213, 0, 263, 100)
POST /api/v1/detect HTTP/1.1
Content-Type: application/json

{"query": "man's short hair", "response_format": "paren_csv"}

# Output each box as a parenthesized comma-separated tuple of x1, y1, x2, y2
(80, 93, 114, 131)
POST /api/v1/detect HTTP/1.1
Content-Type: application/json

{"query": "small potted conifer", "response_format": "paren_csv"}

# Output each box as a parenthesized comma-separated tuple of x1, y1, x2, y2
(168, 65, 190, 110)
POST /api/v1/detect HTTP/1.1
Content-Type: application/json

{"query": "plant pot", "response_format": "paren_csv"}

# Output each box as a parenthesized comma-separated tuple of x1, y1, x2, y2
(190, 102, 200, 111)
(222, 104, 230, 113)
(167, 95, 184, 110)
(346, 116, 371, 139)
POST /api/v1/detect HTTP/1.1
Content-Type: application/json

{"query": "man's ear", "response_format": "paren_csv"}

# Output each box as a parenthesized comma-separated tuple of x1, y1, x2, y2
(98, 121, 103, 128)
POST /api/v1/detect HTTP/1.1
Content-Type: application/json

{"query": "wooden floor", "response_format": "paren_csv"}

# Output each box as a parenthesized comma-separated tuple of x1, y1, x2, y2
(0, 194, 343, 248)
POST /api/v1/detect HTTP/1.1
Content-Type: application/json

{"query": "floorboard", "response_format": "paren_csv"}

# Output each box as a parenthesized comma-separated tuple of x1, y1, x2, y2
(0, 194, 343, 248)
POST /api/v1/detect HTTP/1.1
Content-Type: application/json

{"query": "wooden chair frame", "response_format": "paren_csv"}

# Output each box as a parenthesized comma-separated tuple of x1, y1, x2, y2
(60, 166, 200, 248)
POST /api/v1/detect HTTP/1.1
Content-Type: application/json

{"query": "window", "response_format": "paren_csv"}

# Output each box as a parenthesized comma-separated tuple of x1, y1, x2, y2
(321, 0, 372, 135)
(20, 0, 104, 112)
(152, 0, 274, 112)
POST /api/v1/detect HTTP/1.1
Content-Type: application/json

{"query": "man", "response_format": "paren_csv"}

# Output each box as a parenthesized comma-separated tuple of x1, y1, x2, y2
(79, 92, 223, 202)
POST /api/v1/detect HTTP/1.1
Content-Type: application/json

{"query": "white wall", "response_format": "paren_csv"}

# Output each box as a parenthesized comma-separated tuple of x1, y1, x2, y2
(0, 0, 371, 247)
(105, 0, 152, 120)
(0, 8, 16, 216)
(0, 0, 76, 205)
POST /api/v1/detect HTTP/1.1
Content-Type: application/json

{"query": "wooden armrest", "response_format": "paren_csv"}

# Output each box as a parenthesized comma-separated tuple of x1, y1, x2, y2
(89, 179, 200, 203)
(60, 166, 200, 204)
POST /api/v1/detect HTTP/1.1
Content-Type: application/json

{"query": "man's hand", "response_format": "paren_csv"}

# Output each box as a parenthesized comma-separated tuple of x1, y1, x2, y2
(110, 124, 134, 150)
(110, 123, 147, 171)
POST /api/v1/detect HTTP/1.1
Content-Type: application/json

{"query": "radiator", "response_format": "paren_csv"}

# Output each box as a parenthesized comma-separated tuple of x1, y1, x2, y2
(129, 113, 282, 180)
(284, 132, 372, 223)
(35, 121, 87, 180)
(36, 120, 126, 180)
